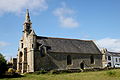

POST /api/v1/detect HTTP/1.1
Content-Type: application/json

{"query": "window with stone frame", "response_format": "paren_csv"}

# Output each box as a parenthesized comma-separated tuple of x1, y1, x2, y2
(90, 55, 94, 64)
(67, 55, 72, 65)
(108, 56, 111, 60)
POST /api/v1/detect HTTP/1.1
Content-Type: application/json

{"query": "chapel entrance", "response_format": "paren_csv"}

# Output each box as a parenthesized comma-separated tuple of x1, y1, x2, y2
(80, 62, 84, 69)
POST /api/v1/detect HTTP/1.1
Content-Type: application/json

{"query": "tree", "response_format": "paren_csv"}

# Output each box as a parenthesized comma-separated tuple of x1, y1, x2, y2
(0, 53, 7, 75)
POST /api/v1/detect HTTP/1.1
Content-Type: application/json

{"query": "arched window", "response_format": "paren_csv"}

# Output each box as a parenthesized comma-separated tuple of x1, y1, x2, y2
(90, 55, 94, 64)
(67, 55, 72, 65)
(108, 56, 111, 60)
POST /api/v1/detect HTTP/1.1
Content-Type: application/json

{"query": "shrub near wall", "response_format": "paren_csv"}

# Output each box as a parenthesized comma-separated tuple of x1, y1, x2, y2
(7, 68, 16, 75)
(34, 70, 48, 75)
(0, 53, 7, 76)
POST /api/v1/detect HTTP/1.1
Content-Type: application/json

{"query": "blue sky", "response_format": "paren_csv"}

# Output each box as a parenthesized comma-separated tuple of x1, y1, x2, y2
(0, 0, 120, 60)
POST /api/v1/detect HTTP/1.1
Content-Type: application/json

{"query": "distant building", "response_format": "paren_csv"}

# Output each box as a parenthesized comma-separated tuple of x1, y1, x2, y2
(102, 48, 120, 68)
(8, 58, 17, 70)
(17, 9, 103, 73)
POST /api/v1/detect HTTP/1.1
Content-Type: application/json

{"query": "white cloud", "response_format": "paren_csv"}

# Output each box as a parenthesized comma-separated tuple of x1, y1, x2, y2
(0, 0, 48, 15)
(60, 17, 79, 28)
(0, 41, 9, 47)
(96, 38, 120, 52)
(53, 2, 79, 28)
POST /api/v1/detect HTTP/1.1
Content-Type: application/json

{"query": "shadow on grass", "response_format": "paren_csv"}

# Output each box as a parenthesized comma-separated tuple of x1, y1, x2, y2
(106, 71, 116, 76)
(0, 73, 24, 79)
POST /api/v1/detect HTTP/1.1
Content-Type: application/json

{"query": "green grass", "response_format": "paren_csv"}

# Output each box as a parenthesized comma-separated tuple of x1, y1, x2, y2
(1, 69, 120, 80)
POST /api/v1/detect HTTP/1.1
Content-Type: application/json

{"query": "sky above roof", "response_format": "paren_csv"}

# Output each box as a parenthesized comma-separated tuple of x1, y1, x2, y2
(0, 0, 120, 60)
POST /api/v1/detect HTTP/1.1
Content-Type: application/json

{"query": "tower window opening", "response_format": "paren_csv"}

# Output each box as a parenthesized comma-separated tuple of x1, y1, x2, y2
(21, 43, 23, 48)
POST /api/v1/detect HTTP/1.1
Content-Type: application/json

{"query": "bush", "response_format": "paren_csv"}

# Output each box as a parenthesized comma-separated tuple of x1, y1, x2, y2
(8, 68, 16, 75)
(50, 70, 60, 74)
(4, 68, 23, 78)
(34, 70, 47, 75)
(0, 53, 7, 76)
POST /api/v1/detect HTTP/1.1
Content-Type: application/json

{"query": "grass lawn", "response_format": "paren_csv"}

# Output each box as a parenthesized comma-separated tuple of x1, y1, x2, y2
(1, 69, 120, 80)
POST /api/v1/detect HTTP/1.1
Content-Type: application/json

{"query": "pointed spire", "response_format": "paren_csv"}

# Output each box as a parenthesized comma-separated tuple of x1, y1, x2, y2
(25, 9, 31, 23)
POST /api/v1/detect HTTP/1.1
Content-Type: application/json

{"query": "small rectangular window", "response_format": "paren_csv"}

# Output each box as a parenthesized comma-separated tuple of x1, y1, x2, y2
(116, 58, 118, 62)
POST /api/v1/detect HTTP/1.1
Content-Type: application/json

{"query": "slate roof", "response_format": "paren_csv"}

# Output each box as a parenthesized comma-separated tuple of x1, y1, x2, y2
(36, 36, 102, 54)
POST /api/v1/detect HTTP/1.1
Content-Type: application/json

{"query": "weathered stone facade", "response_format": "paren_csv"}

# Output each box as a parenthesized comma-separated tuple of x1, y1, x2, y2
(34, 52, 102, 71)
(17, 10, 103, 73)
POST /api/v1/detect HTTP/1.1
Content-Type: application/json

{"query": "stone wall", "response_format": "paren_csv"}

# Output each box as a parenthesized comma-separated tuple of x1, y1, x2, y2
(34, 51, 102, 71)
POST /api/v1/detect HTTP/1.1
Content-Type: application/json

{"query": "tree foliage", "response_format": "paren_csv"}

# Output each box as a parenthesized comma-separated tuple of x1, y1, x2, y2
(0, 53, 7, 75)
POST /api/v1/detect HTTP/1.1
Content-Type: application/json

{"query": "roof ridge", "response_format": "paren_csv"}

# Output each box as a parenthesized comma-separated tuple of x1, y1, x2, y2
(37, 36, 92, 41)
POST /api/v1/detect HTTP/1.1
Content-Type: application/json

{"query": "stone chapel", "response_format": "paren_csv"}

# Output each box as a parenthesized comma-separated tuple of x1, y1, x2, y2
(17, 9, 102, 73)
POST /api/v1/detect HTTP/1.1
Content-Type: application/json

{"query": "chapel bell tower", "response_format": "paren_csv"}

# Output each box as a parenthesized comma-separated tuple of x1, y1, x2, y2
(23, 9, 32, 35)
